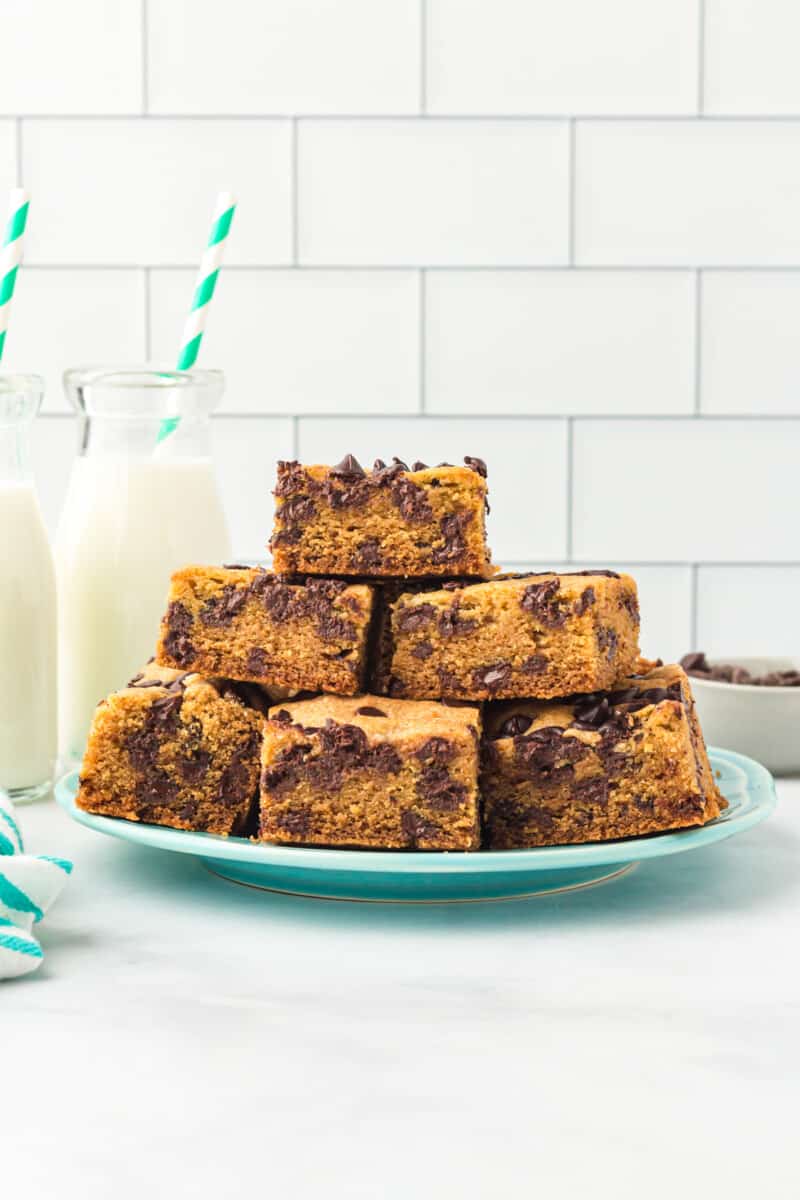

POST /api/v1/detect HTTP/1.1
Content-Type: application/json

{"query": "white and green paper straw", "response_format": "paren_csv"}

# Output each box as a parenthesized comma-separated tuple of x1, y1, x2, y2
(157, 190, 236, 443)
(0, 189, 30, 362)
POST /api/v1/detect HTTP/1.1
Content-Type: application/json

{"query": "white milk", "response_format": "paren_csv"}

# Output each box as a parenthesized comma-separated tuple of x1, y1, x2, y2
(0, 482, 57, 794)
(56, 457, 231, 763)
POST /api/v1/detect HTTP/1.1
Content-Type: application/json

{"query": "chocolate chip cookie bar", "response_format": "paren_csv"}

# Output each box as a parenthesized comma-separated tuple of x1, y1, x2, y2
(76, 664, 265, 836)
(379, 571, 640, 702)
(156, 566, 375, 696)
(482, 664, 724, 848)
(259, 694, 481, 850)
(270, 455, 494, 578)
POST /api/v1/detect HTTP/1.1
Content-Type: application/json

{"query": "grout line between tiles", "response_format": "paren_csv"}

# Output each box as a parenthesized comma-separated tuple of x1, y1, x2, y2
(291, 119, 299, 265)
(693, 270, 702, 414)
(291, 416, 300, 458)
(18, 263, 800, 274)
(697, 0, 706, 115)
(565, 418, 574, 561)
(141, 0, 149, 114)
(567, 120, 576, 265)
(143, 266, 152, 359)
(14, 118, 22, 186)
(418, 270, 426, 412)
(32, 409, 797, 423)
(419, 0, 427, 114)
(10, 112, 800, 122)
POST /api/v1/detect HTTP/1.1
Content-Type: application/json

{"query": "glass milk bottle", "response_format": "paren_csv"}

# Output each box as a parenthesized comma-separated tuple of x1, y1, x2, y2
(56, 367, 231, 765)
(0, 374, 57, 802)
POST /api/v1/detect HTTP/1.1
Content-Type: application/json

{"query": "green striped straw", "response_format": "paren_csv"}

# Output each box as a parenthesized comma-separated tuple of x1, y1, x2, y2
(0, 189, 30, 362)
(157, 190, 237, 443)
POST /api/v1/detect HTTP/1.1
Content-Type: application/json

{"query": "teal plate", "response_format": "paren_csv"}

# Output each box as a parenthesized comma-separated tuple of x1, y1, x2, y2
(55, 748, 775, 904)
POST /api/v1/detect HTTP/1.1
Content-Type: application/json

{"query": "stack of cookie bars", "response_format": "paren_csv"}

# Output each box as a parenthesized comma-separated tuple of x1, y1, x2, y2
(77, 456, 724, 851)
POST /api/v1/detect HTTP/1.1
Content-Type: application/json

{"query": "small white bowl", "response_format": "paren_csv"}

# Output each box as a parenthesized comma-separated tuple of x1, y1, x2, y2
(689, 656, 800, 776)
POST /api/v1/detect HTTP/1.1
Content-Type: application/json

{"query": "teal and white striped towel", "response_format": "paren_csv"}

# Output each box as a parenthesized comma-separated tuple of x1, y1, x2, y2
(0, 792, 72, 980)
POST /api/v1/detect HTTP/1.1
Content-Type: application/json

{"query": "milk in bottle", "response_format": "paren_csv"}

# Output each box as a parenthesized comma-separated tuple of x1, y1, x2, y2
(56, 368, 231, 764)
(0, 374, 57, 802)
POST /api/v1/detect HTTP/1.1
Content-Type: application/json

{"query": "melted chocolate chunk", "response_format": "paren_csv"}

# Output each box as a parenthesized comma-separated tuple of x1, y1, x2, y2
(317, 614, 356, 642)
(493, 713, 533, 739)
(273, 461, 308, 498)
(367, 743, 402, 775)
(149, 692, 183, 730)
(574, 587, 596, 616)
(463, 455, 487, 478)
(416, 737, 456, 763)
(351, 538, 382, 570)
(330, 453, 365, 477)
(416, 763, 467, 812)
(513, 726, 585, 782)
(410, 640, 434, 660)
(400, 810, 441, 847)
(438, 605, 478, 638)
(200, 584, 249, 627)
(163, 602, 195, 667)
(355, 705, 388, 717)
(520, 580, 568, 628)
(431, 511, 472, 565)
(246, 647, 269, 676)
(472, 662, 512, 693)
(218, 732, 260, 807)
(390, 474, 433, 523)
(521, 654, 548, 675)
(395, 603, 436, 632)
(178, 751, 211, 784)
(597, 626, 618, 662)
(276, 807, 311, 836)
(437, 666, 462, 694)
(573, 775, 609, 807)
(318, 719, 369, 758)
(136, 772, 179, 808)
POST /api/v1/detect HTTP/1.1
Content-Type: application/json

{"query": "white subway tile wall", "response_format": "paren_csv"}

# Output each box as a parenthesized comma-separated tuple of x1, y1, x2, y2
(3, 0, 798, 656)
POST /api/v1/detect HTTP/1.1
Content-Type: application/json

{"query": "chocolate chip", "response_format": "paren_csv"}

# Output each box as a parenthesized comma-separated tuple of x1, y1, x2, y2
(471, 662, 512, 693)
(513, 726, 585, 782)
(521, 654, 548, 675)
(400, 810, 440, 847)
(573, 776, 609, 807)
(390, 474, 433, 523)
(437, 666, 462, 694)
(128, 677, 165, 689)
(355, 705, 388, 717)
(200, 584, 248, 627)
(163, 602, 195, 667)
(416, 763, 467, 812)
(246, 647, 269, 676)
(128, 672, 143, 686)
(367, 743, 402, 775)
(273, 709, 293, 724)
(438, 605, 478, 638)
(431, 511, 472, 564)
(372, 459, 386, 471)
(395, 602, 436, 632)
(276, 807, 311, 836)
(463, 456, 487, 478)
(416, 737, 455, 763)
(410, 640, 434, 660)
(317, 614, 356, 642)
(318, 719, 369, 757)
(411, 460, 428, 471)
(392, 457, 410, 471)
(494, 713, 533, 739)
(597, 626, 618, 661)
(351, 538, 382, 570)
(178, 751, 211, 784)
(574, 587, 596, 616)
(330, 453, 366, 477)
(520, 580, 568, 628)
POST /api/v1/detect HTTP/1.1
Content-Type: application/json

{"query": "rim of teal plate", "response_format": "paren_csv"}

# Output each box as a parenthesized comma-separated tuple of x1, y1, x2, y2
(54, 747, 775, 875)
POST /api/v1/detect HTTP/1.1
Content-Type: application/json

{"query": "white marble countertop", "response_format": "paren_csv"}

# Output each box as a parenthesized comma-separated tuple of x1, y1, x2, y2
(4, 782, 798, 1200)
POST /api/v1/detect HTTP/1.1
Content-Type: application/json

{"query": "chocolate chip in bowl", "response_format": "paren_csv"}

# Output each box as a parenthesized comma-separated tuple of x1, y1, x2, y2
(680, 651, 800, 775)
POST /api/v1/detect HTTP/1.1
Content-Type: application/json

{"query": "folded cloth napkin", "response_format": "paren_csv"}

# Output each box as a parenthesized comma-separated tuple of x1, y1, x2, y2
(0, 792, 72, 980)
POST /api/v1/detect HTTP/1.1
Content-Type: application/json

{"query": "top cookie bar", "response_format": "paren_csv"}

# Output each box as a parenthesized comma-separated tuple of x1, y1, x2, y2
(269, 455, 495, 578)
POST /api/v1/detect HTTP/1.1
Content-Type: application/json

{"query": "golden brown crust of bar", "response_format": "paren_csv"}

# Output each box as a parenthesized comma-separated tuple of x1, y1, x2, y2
(155, 565, 374, 696)
(481, 664, 724, 848)
(270, 459, 494, 578)
(382, 572, 640, 701)
(259, 693, 482, 850)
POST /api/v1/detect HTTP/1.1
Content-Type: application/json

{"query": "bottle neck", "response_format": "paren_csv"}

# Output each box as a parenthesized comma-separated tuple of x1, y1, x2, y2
(78, 413, 214, 459)
(0, 424, 32, 484)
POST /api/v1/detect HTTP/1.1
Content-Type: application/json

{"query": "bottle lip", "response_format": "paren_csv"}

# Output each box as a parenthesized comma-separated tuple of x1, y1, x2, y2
(63, 364, 226, 419)
(64, 365, 224, 390)
(0, 371, 45, 394)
